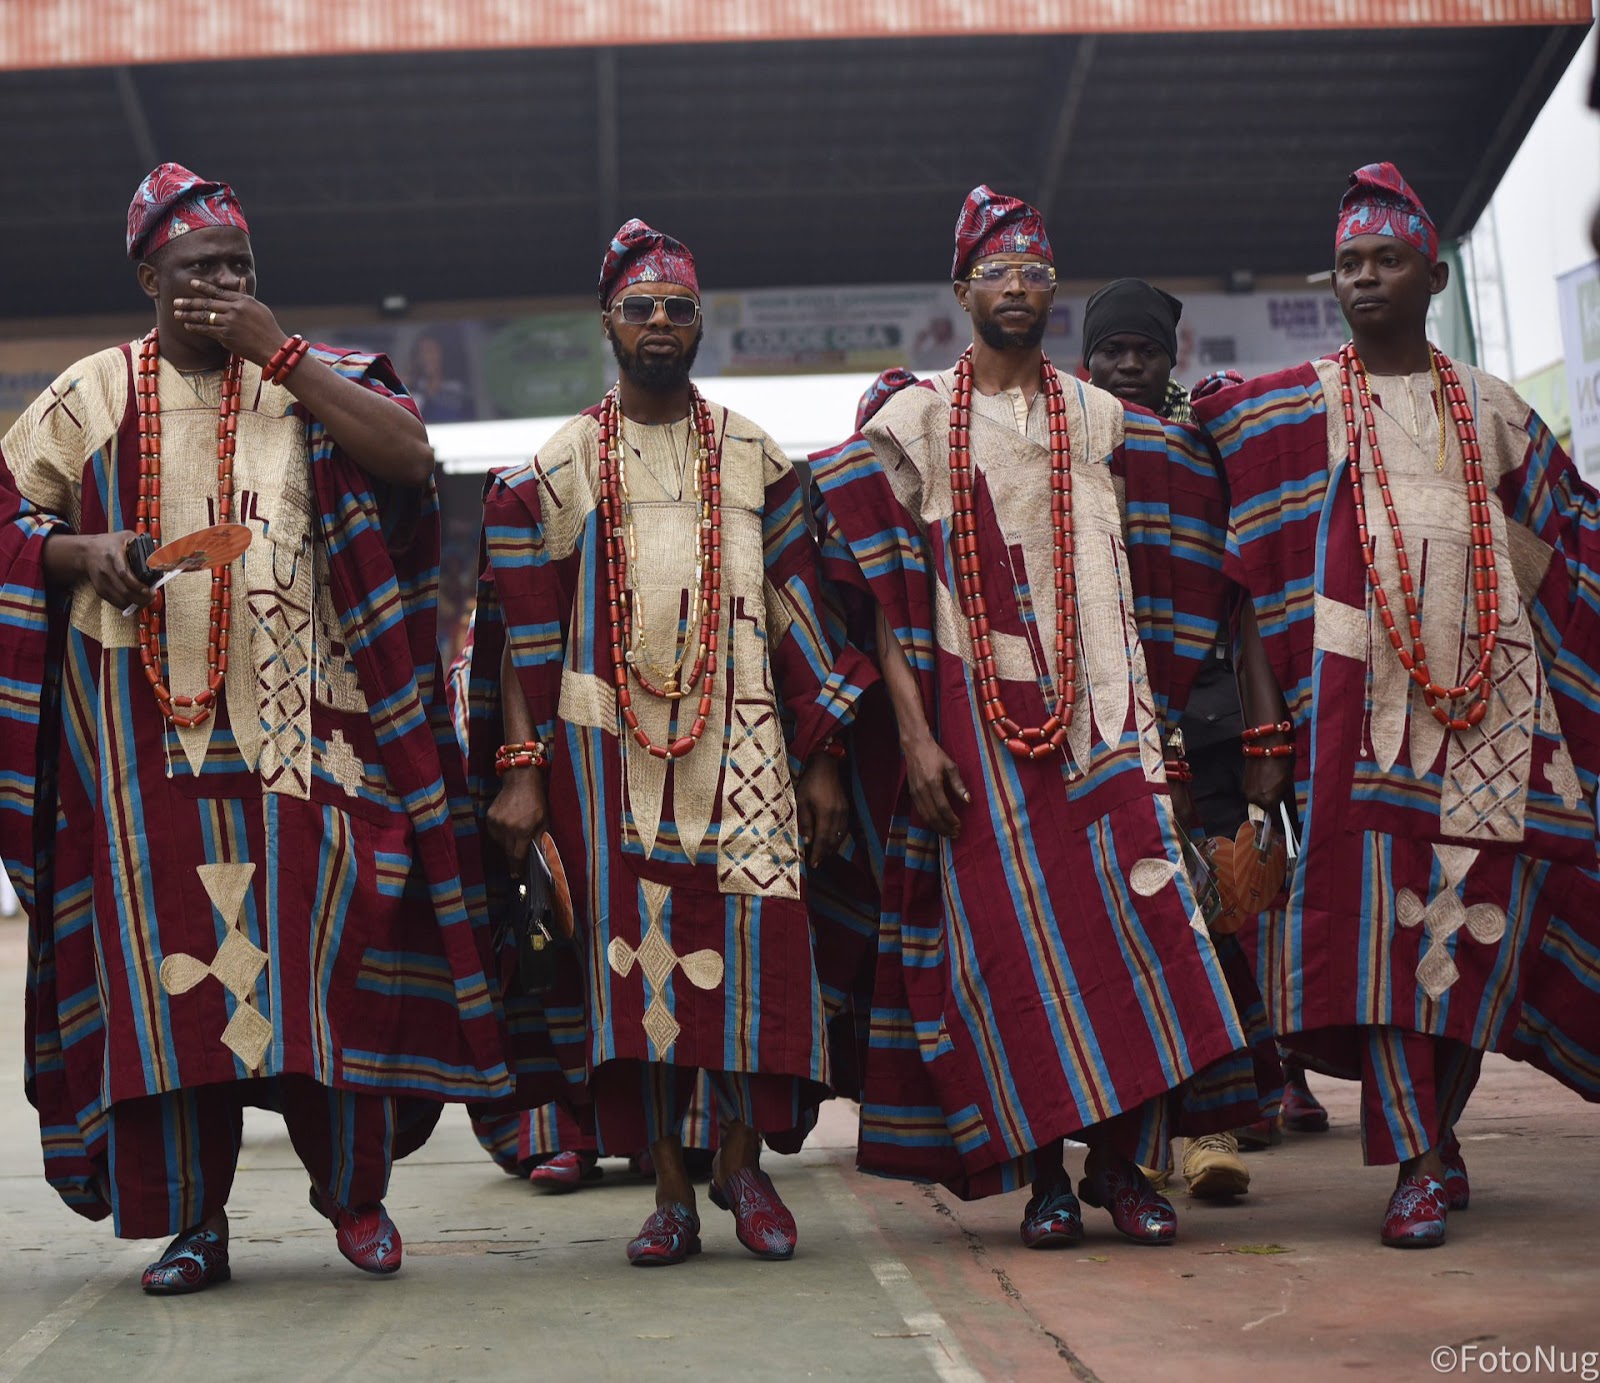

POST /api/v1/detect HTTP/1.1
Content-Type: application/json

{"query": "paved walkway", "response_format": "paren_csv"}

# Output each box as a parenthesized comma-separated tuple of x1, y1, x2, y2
(0, 917, 1594, 1382)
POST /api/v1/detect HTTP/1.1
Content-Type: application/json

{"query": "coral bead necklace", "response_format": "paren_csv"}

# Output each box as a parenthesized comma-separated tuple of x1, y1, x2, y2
(597, 385, 723, 760)
(134, 328, 241, 729)
(947, 347, 1076, 761)
(1339, 342, 1499, 731)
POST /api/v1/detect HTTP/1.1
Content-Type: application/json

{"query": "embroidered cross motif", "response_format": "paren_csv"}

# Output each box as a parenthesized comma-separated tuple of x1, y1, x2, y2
(39, 378, 81, 429)
(607, 880, 724, 1053)
(1395, 844, 1507, 999)
(321, 729, 363, 797)
(1547, 746, 1583, 811)
(158, 863, 273, 1068)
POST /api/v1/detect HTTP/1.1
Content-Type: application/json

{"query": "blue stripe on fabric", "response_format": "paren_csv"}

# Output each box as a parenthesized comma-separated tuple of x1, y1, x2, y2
(102, 650, 169, 1089)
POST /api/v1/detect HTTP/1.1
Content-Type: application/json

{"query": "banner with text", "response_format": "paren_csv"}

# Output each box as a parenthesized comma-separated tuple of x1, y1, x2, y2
(1559, 260, 1600, 484)
(0, 280, 1351, 432)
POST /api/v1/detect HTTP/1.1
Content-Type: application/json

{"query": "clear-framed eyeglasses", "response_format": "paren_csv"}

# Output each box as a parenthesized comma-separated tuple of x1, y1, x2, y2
(967, 262, 1057, 290)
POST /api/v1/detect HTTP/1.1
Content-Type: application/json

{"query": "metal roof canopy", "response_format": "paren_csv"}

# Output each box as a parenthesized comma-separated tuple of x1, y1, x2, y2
(0, 24, 1588, 322)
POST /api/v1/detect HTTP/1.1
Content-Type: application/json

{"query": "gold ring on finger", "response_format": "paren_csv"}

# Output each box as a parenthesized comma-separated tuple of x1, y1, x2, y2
(209, 310, 217, 324)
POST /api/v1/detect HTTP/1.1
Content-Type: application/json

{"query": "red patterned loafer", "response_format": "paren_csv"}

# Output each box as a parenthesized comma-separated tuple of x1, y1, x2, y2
(528, 1150, 602, 1193)
(1281, 1080, 1330, 1133)
(1079, 1160, 1178, 1244)
(309, 1185, 402, 1274)
(627, 1203, 702, 1266)
(709, 1167, 798, 1260)
(1019, 1182, 1084, 1249)
(1439, 1134, 1470, 1212)
(140, 1226, 231, 1295)
(1381, 1174, 1449, 1248)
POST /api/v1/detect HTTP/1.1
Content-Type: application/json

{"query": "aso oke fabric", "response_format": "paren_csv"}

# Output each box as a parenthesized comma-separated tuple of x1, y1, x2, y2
(470, 1081, 723, 1174)
(596, 218, 700, 306)
(443, 628, 724, 1170)
(808, 372, 1270, 1199)
(126, 161, 250, 262)
(1334, 161, 1438, 264)
(1193, 359, 1600, 1101)
(0, 342, 525, 1223)
(951, 185, 1052, 281)
(463, 401, 875, 1154)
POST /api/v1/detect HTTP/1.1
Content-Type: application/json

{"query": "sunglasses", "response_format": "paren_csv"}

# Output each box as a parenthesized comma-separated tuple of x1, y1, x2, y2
(967, 262, 1057, 290)
(611, 294, 702, 327)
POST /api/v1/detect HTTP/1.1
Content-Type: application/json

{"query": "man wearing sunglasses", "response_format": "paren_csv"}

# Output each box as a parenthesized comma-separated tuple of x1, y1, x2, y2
(810, 185, 1267, 1252)
(467, 218, 873, 1267)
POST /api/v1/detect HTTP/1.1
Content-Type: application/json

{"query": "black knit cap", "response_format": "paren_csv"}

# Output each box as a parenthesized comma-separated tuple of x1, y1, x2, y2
(1081, 278, 1183, 364)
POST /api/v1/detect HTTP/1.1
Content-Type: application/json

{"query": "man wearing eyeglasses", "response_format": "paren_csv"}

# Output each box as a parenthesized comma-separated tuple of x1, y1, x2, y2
(0, 164, 513, 1296)
(810, 185, 1265, 1251)
(466, 219, 873, 1267)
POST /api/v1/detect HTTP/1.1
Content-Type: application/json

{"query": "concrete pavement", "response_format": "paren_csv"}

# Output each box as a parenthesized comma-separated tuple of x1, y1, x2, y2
(1, 915, 1595, 1382)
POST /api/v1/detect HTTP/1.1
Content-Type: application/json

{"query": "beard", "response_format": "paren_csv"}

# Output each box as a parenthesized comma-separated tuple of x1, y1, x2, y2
(611, 329, 702, 393)
(977, 311, 1048, 352)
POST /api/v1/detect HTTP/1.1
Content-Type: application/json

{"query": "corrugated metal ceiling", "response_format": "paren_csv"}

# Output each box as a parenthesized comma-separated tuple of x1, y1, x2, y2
(0, 25, 1588, 320)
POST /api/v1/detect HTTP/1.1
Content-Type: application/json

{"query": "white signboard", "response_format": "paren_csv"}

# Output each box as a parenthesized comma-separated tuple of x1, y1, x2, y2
(696, 280, 1348, 386)
(1558, 260, 1600, 484)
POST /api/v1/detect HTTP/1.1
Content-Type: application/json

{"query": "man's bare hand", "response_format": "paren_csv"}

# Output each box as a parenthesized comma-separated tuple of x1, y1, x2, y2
(1242, 755, 1294, 814)
(486, 769, 548, 874)
(173, 277, 287, 369)
(795, 754, 848, 868)
(1168, 778, 1202, 834)
(904, 731, 970, 838)
(69, 531, 155, 610)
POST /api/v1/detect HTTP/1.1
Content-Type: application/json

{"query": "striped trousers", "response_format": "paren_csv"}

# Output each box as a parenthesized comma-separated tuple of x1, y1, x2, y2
(1360, 1026, 1483, 1166)
(105, 1075, 397, 1239)
(472, 1075, 722, 1175)
(590, 1060, 811, 1155)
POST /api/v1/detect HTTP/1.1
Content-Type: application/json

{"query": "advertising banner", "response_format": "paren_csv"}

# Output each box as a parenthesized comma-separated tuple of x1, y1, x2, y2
(1558, 260, 1600, 484)
(698, 281, 1349, 386)
(0, 278, 1352, 433)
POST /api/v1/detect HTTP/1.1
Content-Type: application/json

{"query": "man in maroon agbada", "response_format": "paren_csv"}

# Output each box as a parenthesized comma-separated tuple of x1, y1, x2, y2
(0, 165, 514, 1294)
(1195, 163, 1600, 1248)
(810, 187, 1268, 1250)
(468, 220, 874, 1266)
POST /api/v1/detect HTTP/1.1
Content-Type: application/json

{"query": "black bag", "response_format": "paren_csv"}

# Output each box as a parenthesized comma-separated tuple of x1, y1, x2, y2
(499, 840, 569, 998)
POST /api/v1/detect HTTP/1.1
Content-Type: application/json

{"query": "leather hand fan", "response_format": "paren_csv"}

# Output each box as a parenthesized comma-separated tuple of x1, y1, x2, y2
(1205, 803, 1288, 935)
(123, 523, 254, 615)
(146, 522, 253, 575)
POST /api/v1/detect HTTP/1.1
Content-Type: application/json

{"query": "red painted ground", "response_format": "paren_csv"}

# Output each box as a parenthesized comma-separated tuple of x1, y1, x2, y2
(825, 1056, 1599, 1381)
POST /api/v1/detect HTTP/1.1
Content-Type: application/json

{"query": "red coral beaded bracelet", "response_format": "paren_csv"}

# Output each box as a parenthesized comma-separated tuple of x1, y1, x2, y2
(265, 334, 310, 385)
(494, 740, 549, 774)
(816, 736, 846, 761)
(1240, 720, 1294, 759)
